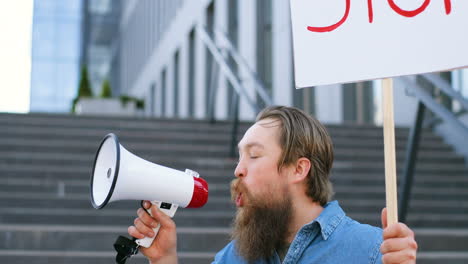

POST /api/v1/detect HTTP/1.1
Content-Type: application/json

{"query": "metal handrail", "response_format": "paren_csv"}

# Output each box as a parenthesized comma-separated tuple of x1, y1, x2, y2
(398, 74, 468, 223)
(214, 28, 273, 106)
(197, 25, 260, 113)
(421, 73, 468, 110)
(400, 76, 468, 135)
(198, 25, 273, 157)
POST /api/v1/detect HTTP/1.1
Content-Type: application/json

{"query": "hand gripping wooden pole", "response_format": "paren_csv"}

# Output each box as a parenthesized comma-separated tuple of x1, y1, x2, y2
(382, 78, 398, 225)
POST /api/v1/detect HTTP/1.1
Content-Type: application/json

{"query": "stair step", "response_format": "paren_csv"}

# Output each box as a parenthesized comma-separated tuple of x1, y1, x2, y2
(0, 250, 214, 264)
(1, 161, 465, 176)
(0, 128, 449, 150)
(2, 201, 468, 226)
(2, 251, 468, 264)
(0, 148, 462, 166)
(417, 252, 468, 264)
(3, 177, 468, 196)
(415, 229, 468, 251)
(0, 224, 230, 252)
(348, 213, 468, 228)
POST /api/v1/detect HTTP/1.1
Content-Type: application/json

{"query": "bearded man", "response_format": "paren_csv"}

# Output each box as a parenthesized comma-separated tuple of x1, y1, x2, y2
(128, 106, 418, 264)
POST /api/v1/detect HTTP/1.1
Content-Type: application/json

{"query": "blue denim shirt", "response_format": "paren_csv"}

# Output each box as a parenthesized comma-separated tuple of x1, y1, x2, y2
(212, 201, 383, 264)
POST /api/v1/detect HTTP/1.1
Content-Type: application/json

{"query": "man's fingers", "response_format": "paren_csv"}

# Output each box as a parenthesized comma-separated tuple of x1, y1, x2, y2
(128, 225, 145, 239)
(151, 206, 176, 230)
(137, 208, 159, 228)
(380, 237, 418, 254)
(383, 222, 414, 240)
(134, 217, 157, 237)
(143, 200, 152, 210)
(381, 207, 388, 229)
(381, 221, 418, 264)
(382, 249, 417, 264)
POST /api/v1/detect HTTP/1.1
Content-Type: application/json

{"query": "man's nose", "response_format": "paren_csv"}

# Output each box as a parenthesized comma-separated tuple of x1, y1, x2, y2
(234, 160, 246, 178)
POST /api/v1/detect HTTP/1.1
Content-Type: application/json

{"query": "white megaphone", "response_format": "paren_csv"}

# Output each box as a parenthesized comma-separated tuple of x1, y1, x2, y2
(90, 133, 208, 249)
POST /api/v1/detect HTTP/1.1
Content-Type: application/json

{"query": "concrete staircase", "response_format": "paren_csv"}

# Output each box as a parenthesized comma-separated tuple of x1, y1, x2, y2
(0, 113, 467, 264)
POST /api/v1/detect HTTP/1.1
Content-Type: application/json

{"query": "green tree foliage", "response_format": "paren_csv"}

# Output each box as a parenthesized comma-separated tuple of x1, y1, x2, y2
(78, 66, 93, 97)
(119, 95, 145, 110)
(71, 66, 93, 113)
(100, 79, 112, 98)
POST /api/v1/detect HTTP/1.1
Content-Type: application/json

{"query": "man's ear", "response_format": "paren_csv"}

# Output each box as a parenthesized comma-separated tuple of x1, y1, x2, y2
(290, 157, 311, 183)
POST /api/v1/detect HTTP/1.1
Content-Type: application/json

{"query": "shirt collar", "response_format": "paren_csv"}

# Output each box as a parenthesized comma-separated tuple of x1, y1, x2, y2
(309, 200, 346, 240)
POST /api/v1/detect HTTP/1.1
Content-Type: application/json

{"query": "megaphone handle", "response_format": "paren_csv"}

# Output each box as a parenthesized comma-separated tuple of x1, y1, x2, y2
(135, 201, 178, 248)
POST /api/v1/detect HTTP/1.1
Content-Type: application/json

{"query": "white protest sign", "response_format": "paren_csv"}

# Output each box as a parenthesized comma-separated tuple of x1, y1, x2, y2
(290, 0, 468, 88)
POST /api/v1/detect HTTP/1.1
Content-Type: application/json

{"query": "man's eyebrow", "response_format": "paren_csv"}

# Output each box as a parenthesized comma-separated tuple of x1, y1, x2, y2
(237, 142, 265, 151)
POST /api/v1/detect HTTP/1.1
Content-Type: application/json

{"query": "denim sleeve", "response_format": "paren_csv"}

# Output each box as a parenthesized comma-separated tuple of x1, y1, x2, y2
(370, 229, 383, 264)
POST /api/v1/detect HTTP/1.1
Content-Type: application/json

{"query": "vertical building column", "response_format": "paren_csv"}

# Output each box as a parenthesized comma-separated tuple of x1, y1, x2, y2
(393, 78, 418, 126)
(179, 38, 189, 118)
(195, 14, 207, 119)
(214, 0, 228, 120)
(238, 0, 257, 120)
(156, 80, 162, 117)
(272, 0, 293, 106)
(166, 59, 175, 117)
(315, 84, 343, 124)
(372, 78, 418, 126)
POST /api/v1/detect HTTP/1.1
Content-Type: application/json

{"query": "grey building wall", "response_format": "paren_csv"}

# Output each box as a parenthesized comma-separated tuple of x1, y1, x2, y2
(119, 0, 184, 97)
(111, 0, 458, 126)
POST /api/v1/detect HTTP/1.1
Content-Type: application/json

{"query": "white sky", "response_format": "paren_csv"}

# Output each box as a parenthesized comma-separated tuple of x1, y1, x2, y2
(0, 1, 33, 113)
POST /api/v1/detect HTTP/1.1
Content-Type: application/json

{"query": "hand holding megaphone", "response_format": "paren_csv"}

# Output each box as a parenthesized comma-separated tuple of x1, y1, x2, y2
(90, 133, 209, 263)
(128, 201, 178, 263)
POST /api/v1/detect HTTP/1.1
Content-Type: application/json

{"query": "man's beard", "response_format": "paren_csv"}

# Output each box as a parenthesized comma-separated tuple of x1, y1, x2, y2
(230, 179, 293, 263)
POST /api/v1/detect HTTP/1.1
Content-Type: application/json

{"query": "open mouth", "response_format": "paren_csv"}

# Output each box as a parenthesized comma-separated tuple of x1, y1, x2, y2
(236, 192, 243, 207)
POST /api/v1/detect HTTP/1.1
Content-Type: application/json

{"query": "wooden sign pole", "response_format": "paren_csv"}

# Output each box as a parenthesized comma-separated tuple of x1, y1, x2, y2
(382, 78, 398, 225)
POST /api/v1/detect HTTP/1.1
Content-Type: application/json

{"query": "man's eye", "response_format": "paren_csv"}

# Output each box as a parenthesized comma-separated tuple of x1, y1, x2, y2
(250, 156, 259, 159)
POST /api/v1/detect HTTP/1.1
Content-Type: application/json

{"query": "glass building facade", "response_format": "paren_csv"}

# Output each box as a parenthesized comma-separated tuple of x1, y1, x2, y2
(30, 0, 82, 112)
(81, 0, 121, 97)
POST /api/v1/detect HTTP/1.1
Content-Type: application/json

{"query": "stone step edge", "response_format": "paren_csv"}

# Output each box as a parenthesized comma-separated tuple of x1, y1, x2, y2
(0, 250, 467, 260)
(0, 224, 231, 234)
(413, 228, 468, 236)
(1, 247, 467, 261)
(3, 250, 467, 260)
(349, 213, 468, 221)
(0, 207, 235, 217)
(0, 249, 215, 258)
(417, 252, 468, 259)
(1, 191, 468, 202)
(1, 250, 467, 259)
(2, 224, 468, 235)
